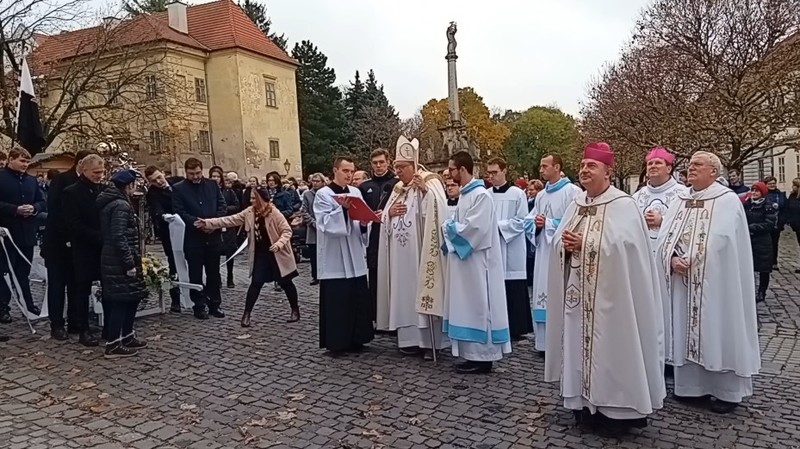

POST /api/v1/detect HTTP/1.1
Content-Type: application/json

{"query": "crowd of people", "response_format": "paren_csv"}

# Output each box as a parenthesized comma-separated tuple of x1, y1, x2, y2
(0, 136, 798, 435)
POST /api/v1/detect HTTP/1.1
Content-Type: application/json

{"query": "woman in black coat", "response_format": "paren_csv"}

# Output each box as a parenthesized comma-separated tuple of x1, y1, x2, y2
(210, 167, 241, 287)
(744, 182, 779, 303)
(97, 169, 148, 359)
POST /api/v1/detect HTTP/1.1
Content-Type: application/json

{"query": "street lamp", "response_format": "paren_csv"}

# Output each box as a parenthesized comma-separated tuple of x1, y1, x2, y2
(283, 158, 291, 175)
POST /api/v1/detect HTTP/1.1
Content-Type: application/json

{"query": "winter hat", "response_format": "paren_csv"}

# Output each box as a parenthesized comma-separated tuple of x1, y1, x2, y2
(751, 181, 768, 196)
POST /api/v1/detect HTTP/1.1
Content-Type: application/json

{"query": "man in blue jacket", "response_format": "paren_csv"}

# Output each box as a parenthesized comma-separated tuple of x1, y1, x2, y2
(0, 147, 46, 322)
(172, 158, 227, 320)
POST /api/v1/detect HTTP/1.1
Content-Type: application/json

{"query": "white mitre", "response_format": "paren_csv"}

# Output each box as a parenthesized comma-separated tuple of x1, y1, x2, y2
(395, 136, 420, 164)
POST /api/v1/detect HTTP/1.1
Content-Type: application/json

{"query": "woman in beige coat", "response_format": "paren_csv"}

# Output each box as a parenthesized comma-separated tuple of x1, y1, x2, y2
(197, 188, 299, 327)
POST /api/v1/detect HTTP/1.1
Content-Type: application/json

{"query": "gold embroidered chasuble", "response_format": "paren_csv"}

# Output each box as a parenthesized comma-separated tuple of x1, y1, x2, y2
(544, 186, 666, 415)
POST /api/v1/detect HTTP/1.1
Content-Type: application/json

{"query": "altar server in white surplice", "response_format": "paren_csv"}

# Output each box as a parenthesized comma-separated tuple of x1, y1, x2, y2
(656, 151, 760, 415)
(314, 156, 374, 355)
(441, 151, 511, 375)
(376, 136, 450, 359)
(523, 154, 581, 353)
(632, 147, 686, 254)
(484, 157, 533, 340)
(546, 142, 665, 435)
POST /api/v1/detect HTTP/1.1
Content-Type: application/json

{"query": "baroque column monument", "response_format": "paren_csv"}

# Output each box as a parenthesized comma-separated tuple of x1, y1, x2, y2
(442, 23, 478, 160)
(423, 22, 479, 171)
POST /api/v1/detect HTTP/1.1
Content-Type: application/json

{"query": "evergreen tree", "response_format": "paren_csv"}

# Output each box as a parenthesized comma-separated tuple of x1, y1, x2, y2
(292, 40, 348, 175)
(124, 0, 167, 15)
(345, 69, 400, 167)
(238, 0, 288, 51)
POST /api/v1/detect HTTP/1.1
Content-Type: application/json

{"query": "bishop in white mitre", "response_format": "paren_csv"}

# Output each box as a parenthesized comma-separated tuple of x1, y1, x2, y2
(486, 157, 533, 339)
(656, 151, 760, 414)
(442, 151, 511, 374)
(314, 157, 374, 355)
(546, 142, 665, 435)
(376, 137, 450, 359)
(632, 147, 686, 254)
(523, 154, 581, 353)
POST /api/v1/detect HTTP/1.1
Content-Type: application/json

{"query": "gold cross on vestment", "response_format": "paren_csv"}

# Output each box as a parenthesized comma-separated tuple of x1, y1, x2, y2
(578, 206, 597, 216)
(685, 200, 705, 209)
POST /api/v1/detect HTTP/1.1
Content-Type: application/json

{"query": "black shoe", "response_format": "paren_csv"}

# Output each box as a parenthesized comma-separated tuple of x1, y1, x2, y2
(795, 268, 800, 274)
(773, 265, 779, 272)
(399, 346, 422, 356)
(122, 337, 147, 349)
(0, 335, 8, 342)
(310, 279, 319, 286)
(664, 364, 674, 378)
(50, 328, 69, 341)
(349, 343, 365, 353)
(104, 344, 138, 359)
(756, 292, 766, 303)
(79, 332, 99, 347)
(455, 361, 492, 374)
(0, 311, 11, 324)
(423, 350, 435, 361)
(709, 398, 737, 414)
(194, 310, 209, 320)
(227, 279, 235, 288)
(170, 304, 181, 313)
(209, 309, 225, 318)
(673, 394, 708, 405)
(27, 305, 41, 316)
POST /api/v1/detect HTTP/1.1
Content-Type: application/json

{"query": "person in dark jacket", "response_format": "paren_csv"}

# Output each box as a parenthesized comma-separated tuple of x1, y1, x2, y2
(265, 171, 298, 218)
(172, 158, 227, 319)
(63, 154, 106, 346)
(42, 149, 94, 340)
(97, 169, 148, 358)
(0, 147, 46, 322)
(210, 166, 241, 288)
(728, 169, 748, 195)
(745, 182, 779, 303)
(144, 166, 184, 312)
(358, 148, 398, 323)
(764, 176, 788, 270)
(787, 178, 800, 273)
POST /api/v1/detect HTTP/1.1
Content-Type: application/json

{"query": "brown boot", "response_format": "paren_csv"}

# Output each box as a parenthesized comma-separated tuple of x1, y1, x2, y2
(240, 312, 251, 328)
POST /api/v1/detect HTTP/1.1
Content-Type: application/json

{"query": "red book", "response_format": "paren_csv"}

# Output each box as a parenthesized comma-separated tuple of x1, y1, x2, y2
(334, 195, 382, 223)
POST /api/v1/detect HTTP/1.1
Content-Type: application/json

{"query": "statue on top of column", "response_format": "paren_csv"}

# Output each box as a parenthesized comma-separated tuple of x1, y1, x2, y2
(446, 22, 457, 58)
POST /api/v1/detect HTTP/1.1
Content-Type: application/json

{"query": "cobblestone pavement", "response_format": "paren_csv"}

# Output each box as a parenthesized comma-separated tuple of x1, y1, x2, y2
(1, 232, 800, 449)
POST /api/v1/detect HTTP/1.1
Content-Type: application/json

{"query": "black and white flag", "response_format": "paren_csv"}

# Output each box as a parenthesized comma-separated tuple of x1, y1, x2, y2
(15, 58, 46, 155)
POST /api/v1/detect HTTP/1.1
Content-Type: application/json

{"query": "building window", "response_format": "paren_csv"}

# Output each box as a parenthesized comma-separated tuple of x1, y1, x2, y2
(72, 134, 88, 151)
(757, 159, 765, 181)
(197, 130, 211, 154)
(149, 130, 164, 154)
(796, 154, 800, 178)
(106, 81, 120, 105)
(265, 78, 277, 108)
(194, 78, 207, 103)
(269, 139, 280, 159)
(778, 156, 786, 183)
(145, 74, 157, 100)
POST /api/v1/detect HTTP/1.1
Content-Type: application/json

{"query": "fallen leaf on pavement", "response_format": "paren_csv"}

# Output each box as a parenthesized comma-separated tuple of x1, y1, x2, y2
(68, 368, 81, 375)
(81, 350, 93, 355)
(526, 412, 544, 420)
(36, 397, 54, 407)
(34, 351, 44, 356)
(90, 404, 112, 414)
(179, 403, 197, 411)
(362, 429, 381, 438)
(275, 411, 296, 421)
(371, 374, 384, 383)
(69, 381, 97, 391)
(226, 393, 242, 400)
(285, 393, 306, 401)
(145, 334, 162, 342)
(408, 417, 422, 425)
(247, 417, 270, 427)
(235, 334, 251, 340)
(98, 393, 110, 400)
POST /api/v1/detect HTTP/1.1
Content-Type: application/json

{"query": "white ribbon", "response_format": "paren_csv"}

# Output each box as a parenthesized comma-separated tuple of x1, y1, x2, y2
(0, 227, 46, 334)
(220, 238, 248, 267)
(163, 215, 204, 309)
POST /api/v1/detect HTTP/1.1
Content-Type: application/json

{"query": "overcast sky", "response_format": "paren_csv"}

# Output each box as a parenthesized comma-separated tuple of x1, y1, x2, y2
(85, 0, 650, 118)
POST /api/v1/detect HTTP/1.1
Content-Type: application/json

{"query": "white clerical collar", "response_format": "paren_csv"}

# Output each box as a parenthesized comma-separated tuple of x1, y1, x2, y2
(647, 177, 677, 194)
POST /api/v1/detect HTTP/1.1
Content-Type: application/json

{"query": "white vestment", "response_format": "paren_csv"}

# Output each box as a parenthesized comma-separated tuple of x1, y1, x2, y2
(442, 179, 512, 362)
(376, 172, 450, 350)
(655, 182, 760, 403)
(632, 178, 686, 252)
(524, 178, 581, 351)
(492, 183, 528, 280)
(313, 186, 368, 280)
(545, 186, 665, 418)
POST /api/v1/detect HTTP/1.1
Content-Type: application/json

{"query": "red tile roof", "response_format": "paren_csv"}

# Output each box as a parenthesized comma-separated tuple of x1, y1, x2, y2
(32, 0, 295, 69)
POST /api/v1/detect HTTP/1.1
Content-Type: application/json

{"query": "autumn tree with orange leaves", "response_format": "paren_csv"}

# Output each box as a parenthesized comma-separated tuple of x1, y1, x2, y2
(581, 0, 800, 172)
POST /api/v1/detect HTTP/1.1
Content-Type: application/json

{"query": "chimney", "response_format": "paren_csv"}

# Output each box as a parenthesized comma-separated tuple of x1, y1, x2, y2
(167, 1, 188, 34)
